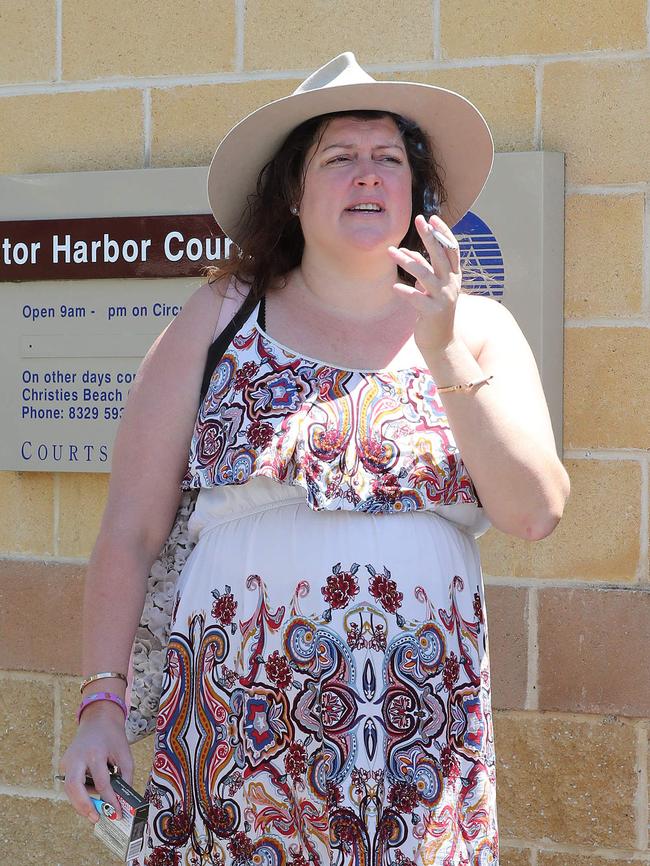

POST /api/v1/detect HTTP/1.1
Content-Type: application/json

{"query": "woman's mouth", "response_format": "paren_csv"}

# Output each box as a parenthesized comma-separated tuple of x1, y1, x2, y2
(345, 203, 385, 213)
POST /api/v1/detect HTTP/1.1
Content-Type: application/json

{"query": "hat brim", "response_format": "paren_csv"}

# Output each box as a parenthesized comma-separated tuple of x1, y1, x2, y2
(207, 80, 494, 244)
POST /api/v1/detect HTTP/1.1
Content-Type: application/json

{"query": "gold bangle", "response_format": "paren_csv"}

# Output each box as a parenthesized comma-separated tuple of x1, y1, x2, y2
(437, 374, 494, 394)
(80, 671, 127, 694)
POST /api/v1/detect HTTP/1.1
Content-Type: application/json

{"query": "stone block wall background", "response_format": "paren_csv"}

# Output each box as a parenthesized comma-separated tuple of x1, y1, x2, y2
(1, 1, 649, 863)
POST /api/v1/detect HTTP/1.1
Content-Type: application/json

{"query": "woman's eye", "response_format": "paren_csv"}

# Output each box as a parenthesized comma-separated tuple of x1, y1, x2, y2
(325, 154, 402, 164)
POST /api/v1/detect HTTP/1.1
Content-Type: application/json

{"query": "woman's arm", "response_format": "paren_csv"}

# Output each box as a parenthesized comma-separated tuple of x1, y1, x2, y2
(60, 279, 225, 820)
(389, 214, 569, 540)
(425, 292, 570, 540)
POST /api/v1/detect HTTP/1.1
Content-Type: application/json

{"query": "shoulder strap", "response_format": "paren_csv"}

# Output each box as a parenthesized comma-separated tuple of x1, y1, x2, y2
(199, 288, 260, 402)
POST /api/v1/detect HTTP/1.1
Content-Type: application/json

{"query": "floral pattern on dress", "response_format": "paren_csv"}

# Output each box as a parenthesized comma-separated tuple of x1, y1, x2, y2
(182, 312, 480, 514)
(142, 565, 498, 866)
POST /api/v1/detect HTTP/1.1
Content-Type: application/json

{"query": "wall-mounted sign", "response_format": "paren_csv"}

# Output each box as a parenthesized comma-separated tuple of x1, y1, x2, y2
(0, 155, 564, 473)
(0, 213, 229, 280)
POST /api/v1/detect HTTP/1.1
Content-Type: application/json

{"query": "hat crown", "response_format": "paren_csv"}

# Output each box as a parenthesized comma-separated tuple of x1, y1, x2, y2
(293, 52, 375, 95)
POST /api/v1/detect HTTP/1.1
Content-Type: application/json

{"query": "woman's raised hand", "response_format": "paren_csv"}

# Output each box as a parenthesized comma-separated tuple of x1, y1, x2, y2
(388, 214, 463, 357)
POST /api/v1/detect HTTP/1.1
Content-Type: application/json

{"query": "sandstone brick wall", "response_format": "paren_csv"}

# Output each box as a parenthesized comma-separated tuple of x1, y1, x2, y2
(1, 2, 648, 864)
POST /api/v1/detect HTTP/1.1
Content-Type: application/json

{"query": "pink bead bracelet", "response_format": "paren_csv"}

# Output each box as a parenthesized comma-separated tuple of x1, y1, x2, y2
(76, 691, 128, 724)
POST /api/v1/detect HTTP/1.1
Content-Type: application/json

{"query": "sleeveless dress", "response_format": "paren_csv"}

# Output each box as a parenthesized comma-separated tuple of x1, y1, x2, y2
(139, 299, 499, 866)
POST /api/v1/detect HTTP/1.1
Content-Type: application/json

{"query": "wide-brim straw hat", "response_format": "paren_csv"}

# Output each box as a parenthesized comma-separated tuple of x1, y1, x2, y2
(207, 52, 494, 244)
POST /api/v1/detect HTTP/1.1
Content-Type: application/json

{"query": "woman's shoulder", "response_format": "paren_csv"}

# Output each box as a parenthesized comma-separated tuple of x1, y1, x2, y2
(456, 291, 512, 323)
(175, 275, 227, 317)
(172, 274, 238, 338)
(455, 291, 519, 359)
(137, 277, 229, 378)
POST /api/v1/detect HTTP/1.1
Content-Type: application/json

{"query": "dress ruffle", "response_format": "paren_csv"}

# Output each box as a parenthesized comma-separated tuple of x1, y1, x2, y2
(183, 312, 486, 525)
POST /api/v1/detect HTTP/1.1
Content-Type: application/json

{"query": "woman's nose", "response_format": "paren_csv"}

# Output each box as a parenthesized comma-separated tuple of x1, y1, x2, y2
(354, 170, 381, 187)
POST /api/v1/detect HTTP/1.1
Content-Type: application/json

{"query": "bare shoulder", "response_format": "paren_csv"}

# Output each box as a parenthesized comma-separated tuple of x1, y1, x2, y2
(121, 276, 230, 438)
(164, 276, 228, 343)
(455, 292, 522, 359)
(137, 277, 228, 373)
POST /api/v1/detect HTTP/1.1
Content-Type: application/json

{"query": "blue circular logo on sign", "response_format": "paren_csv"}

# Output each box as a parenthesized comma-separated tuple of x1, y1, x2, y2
(452, 211, 504, 302)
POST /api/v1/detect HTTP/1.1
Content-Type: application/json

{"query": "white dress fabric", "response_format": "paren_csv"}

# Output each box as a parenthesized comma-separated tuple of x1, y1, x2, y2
(139, 300, 499, 866)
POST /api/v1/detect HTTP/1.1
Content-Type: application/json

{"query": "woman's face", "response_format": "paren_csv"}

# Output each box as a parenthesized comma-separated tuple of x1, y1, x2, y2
(297, 115, 413, 259)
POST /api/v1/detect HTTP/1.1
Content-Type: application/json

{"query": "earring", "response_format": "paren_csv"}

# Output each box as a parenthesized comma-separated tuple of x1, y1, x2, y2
(290, 205, 299, 215)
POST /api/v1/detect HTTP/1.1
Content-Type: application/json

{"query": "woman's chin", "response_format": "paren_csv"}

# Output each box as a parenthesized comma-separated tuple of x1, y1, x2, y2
(339, 228, 403, 255)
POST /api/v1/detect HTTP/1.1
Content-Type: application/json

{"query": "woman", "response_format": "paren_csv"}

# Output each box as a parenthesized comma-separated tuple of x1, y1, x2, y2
(61, 53, 569, 865)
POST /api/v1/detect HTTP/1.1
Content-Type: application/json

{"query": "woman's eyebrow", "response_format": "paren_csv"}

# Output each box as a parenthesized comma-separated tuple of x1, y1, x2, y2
(321, 142, 405, 152)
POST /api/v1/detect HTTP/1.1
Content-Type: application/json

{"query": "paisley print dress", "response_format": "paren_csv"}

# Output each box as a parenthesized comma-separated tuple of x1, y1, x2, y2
(140, 301, 499, 866)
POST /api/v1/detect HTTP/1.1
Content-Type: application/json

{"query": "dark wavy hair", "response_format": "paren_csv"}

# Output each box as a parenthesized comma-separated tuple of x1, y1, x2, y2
(208, 109, 448, 300)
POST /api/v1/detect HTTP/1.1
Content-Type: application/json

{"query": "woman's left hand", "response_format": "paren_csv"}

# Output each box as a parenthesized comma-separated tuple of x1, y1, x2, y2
(388, 214, 462, 356)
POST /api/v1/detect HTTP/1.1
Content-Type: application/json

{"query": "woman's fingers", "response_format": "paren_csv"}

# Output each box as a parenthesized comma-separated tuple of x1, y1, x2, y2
(387, 246, 436, 292)
(391, 281, 438, 315)
(415, 214, 461, 276)
(62, 763, 100, 823)
(402, 247, 432, 270)
(87, 757, 123, 818)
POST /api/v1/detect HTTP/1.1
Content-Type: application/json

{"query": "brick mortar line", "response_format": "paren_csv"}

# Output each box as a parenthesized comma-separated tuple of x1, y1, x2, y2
(566, 183, 648, 194)
(432, 0, 441, 61)
(0, 670, 76, 684)
(563, 449, 648, 461)
(484, 576, 650, 592)
(647, 0, 650, 50)
(1, 48, 650, 97)
(502, 837, 650, 860)
(0, 784, 67, 800)
(55, 0, 62, 82)
(495, 707, 649, 722)
(534, 62, 543, 150)
(234, 0, 245, 73)
(635, 720, 649, 849)
(525, 586, 538, 710)
(0, 552, 89, 564)
(530, 848, 538, 866)
(536, 48, 650, 65)
(143, 88, 152, 168)
(565, 318, 650, 327)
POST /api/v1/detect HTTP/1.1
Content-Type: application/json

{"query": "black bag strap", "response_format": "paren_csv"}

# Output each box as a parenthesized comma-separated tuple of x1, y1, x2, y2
(199, 288, 261, 402)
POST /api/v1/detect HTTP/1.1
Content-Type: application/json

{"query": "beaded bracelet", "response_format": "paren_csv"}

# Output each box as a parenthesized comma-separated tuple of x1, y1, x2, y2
(80, 671, 127, 694)
(77, 691, 128, 724)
